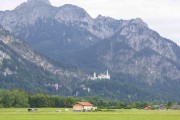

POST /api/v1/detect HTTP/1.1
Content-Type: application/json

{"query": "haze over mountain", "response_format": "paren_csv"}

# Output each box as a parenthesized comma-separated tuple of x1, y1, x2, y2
(0, 25, 87, 95)
(0, 0, 180, 101)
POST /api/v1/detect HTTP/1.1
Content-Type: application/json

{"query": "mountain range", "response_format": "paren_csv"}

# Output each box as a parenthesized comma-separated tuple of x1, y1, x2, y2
(0, 0, 180, 101)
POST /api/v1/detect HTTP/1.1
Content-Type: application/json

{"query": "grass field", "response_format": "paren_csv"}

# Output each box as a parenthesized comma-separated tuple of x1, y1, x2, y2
(0, 108, 180, 120)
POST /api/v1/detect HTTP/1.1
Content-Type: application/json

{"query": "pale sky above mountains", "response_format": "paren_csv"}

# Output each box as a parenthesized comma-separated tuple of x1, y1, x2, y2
(0, 0, 179, 45)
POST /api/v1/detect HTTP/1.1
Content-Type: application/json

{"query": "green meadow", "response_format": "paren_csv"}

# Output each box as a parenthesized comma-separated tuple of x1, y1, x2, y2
(0, 108, 180, 120)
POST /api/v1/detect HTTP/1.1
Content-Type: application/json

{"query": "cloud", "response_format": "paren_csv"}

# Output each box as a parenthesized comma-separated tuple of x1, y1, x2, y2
(0, 0, 26, 10)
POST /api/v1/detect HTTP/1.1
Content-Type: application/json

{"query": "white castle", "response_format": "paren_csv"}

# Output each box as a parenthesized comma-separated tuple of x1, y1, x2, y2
(89, 70, 110, 80)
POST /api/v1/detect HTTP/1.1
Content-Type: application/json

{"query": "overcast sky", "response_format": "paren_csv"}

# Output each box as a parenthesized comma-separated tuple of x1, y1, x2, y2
(0, 0, 179, 45)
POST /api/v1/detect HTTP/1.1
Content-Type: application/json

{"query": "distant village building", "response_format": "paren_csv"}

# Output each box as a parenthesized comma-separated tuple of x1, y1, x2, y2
(158, 105, 166, 110)
(144, 106, 153, 110)
(171, 105, 180, 110)
(73, 102, 96, 112)
(89, 70, 110, 80)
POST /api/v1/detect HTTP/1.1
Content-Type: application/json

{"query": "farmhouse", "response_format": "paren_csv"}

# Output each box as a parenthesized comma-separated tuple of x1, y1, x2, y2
(73, 102, 95, 112)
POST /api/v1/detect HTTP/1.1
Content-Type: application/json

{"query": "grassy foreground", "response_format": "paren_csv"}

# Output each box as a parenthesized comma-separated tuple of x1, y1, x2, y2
(0, 108, 180, 120)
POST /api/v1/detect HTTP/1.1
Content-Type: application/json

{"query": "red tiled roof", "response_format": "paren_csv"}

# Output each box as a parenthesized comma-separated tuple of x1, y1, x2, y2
(76, 102, 94, 106)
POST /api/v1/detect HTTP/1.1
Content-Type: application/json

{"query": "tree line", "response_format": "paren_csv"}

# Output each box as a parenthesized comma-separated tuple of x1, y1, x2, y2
(0, 89, 77, 108)
(0, 89, 178, 109)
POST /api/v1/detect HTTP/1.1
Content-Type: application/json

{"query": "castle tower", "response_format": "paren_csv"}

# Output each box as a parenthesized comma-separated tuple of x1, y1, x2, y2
(106, 70, 109, 76)
(94, 72, 97, 78)
(106, 70, 110, 79)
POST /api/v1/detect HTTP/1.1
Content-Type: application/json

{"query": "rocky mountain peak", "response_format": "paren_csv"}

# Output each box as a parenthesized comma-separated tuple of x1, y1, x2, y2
(96, 14, 104, 19)
(96, 14, 116, 21)
(95, 14, 118, 23)
(55, 4, 93, 23)
(129, 18, 148, 28)
(59, 4, 88, 16)
(27, 0, 51, 5)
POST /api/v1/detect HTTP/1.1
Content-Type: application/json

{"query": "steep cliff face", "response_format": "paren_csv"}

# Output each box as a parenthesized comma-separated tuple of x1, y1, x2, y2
(0, 25, 54, 91)
(79, 21, 180, 78)
(0, 25, 86, 95)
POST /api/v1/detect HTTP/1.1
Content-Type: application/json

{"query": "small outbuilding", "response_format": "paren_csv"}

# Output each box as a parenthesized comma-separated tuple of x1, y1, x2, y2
(73, 102, 94, 112)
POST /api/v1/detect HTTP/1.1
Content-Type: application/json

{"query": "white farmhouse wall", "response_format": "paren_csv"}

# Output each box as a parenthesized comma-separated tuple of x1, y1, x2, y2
(84, 106, 93, 111)
(73, 104, 83, 111)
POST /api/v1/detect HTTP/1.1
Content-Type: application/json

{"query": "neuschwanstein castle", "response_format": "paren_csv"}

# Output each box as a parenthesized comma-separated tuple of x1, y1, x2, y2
(88, 70, 110, 80)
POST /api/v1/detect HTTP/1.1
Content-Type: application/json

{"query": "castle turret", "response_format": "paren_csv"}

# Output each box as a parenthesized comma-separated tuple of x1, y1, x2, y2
(106, 70, 109, 76)
(106, 70, 110, 79)
(94, 72, 97, 78)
